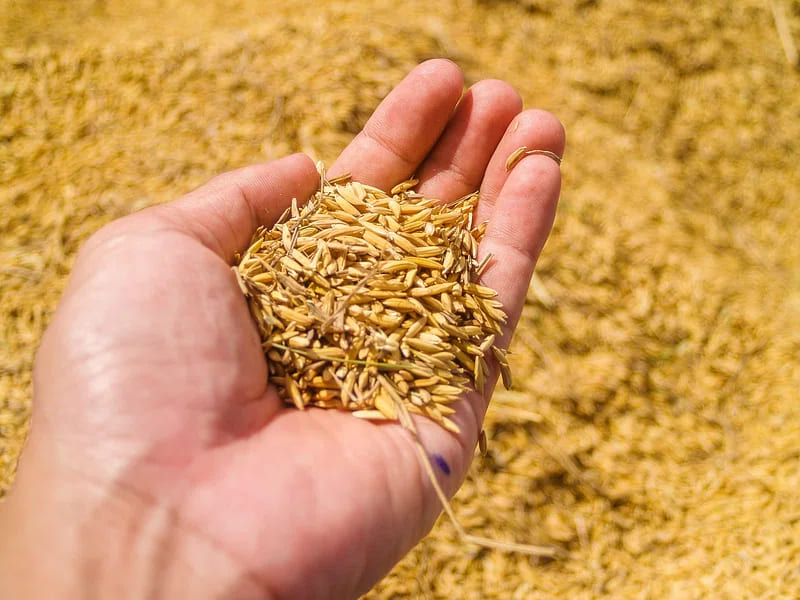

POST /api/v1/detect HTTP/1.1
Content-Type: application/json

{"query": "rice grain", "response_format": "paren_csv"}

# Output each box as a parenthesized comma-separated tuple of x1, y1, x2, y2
(235, 170, 510, 433)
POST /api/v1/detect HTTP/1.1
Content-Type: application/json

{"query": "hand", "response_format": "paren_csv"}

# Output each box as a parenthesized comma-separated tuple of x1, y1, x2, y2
(0, 60, 564, 599)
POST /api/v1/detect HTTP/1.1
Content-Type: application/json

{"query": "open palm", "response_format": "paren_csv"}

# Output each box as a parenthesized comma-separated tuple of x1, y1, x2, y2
(1, 60, 564, 600)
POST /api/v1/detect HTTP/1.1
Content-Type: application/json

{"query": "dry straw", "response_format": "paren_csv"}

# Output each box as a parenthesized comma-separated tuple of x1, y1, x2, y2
(234, 164, 559, 557)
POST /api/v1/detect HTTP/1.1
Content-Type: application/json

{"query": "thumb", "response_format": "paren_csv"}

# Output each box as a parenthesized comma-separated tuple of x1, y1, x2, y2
(153, 153, 319, 263)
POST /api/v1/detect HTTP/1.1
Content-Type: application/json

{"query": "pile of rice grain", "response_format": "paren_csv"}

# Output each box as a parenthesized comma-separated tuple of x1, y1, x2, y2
(234, 173, 510, 432)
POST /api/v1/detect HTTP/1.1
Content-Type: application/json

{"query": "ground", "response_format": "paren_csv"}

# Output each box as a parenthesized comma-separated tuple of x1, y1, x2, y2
(1, 0, 799, 597)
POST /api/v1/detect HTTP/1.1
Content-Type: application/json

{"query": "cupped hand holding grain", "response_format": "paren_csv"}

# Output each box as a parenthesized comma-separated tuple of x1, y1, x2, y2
(0, 60, 564, 600)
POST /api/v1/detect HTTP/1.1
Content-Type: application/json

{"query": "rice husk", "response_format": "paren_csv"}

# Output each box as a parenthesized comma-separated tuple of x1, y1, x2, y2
(234, 174, 508, 433)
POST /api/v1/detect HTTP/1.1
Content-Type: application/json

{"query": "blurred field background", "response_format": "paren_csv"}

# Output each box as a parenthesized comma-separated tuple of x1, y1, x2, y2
(2, 0, 799, 597)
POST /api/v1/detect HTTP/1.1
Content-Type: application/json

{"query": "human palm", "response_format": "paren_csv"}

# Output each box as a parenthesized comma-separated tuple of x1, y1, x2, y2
(0, 60, 564, 599)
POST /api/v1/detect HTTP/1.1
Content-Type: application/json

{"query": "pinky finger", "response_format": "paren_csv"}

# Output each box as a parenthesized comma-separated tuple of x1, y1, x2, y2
(477, 153, 562, 347)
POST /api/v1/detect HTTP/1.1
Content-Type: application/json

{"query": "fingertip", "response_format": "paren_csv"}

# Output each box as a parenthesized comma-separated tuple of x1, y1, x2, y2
(284, 152, 319, 175)
(477, 108, 566, 223)
(244, 153, 320, 210)
(415, 58, 464, 92)
(282, 153, 322, 196)
(413, 60, 465, 120)
(471, 78, 523, 115)
(509, 109, 566, 158)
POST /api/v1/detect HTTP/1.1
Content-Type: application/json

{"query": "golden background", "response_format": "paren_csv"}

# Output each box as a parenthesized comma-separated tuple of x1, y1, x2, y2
(2, 0, 799, 597)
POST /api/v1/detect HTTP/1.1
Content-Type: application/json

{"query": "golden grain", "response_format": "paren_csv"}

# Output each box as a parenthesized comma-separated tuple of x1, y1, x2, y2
(236, 171, 510, 433)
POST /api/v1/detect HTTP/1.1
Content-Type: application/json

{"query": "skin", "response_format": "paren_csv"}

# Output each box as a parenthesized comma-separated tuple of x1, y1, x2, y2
(0, 59, 564, 600)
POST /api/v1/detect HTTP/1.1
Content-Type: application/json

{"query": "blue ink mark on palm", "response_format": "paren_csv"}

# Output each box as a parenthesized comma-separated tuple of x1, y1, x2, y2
(432, 453, 450, 475)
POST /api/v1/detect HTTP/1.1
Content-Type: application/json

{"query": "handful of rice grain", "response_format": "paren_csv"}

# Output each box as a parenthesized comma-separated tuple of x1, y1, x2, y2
(234, 171, 510, 434)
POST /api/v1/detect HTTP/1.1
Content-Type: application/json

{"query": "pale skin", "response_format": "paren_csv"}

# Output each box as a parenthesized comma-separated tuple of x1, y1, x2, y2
(0, 60, 564, 599)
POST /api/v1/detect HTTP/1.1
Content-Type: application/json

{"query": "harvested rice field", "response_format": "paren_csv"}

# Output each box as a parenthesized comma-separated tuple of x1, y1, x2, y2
(2, 0, 799, 597)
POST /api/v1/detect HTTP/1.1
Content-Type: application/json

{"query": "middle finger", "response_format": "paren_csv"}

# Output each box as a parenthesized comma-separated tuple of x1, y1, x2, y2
(415, 79, 522, 201)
